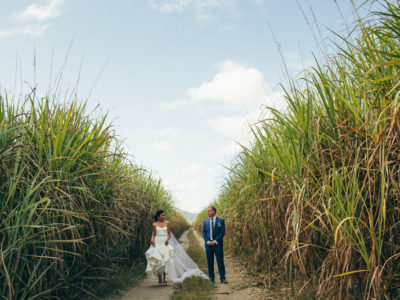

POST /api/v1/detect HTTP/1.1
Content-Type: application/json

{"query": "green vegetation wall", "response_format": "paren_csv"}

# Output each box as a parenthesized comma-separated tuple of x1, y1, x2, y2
(214, 1, 400, 298)
(193, 208, 208, 233)
(170, 211, 190, 239)
(0, 96, 186, 299)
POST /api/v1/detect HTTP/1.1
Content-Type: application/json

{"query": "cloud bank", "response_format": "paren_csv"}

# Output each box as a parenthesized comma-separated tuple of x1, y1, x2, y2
(0, 0, 64, 39)
(162, 61, 283, 109)
(13, 0, 64, 22)
(161, 60, 284, 156)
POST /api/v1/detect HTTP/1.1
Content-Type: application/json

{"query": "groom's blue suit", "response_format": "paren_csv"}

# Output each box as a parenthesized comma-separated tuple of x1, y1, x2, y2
(202, 217, 226, 281)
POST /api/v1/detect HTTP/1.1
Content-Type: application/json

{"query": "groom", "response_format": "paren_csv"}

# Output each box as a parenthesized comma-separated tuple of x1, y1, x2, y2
(202, 206, 228, 284)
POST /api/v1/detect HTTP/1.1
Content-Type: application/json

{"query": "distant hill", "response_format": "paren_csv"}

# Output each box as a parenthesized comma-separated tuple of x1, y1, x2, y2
(178, 209, 198, 223)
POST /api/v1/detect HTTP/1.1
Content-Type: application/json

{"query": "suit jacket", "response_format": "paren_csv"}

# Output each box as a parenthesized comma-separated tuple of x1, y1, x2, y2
(202, 217, 225, 245)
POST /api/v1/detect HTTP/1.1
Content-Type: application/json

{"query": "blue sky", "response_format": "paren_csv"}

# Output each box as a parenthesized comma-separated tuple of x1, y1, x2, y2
(0, 0, 364, 213)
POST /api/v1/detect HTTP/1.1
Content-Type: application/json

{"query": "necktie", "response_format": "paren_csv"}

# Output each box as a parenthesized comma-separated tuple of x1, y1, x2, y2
(211, 218, 214, 240)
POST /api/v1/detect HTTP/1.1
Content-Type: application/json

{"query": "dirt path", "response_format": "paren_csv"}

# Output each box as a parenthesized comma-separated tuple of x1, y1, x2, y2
(106, 229, 279, 300)
(178, 229, 190, 252)
(192, 230, 277, 300)
(106, 230, 190, 300)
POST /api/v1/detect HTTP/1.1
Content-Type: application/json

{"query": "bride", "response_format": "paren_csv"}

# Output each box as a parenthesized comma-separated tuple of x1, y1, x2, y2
(145, 210, 208, 286)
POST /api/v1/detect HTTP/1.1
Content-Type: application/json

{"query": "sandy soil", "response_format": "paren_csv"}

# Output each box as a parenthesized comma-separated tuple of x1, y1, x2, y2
(106, 229, 282, 300)
(192, 230, 278, 300)
(105, 230, 190, 300)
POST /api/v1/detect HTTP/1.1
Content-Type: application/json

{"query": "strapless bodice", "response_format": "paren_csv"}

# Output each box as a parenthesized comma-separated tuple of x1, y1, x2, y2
(156, 226, 168, 237)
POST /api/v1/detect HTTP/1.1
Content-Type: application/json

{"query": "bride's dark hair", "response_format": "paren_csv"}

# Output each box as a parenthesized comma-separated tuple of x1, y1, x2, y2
(153, 210, 164, 222)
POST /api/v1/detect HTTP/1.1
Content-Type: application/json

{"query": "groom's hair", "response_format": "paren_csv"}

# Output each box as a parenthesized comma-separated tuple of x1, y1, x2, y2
(209, 206, 217, 213)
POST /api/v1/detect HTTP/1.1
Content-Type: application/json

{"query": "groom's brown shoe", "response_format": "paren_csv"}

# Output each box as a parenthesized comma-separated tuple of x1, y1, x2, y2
(221, 279, 228, 284)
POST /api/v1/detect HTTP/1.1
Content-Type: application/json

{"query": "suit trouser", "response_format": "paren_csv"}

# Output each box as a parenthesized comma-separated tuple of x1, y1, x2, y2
(205, 243, 225, 280)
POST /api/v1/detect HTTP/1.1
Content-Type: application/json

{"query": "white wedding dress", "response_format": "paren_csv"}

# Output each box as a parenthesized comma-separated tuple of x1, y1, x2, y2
(145, 226, 208, 283)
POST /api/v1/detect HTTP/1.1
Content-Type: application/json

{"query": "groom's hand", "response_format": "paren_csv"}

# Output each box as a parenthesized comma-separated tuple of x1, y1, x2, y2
(207, 241, 212, 246)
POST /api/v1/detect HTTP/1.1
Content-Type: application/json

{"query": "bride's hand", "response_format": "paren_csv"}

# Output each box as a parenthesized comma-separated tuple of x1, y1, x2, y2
(165, 239, 169, 246)
(151, 239, 155, 247)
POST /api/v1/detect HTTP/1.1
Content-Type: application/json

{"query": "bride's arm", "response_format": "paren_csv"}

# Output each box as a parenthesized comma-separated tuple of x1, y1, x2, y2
(151, 223, 156, 246)
(165, 222, 171, 245)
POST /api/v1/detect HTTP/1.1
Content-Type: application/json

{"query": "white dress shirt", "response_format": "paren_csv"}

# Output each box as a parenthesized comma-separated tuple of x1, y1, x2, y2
(209, 216, 218, 244)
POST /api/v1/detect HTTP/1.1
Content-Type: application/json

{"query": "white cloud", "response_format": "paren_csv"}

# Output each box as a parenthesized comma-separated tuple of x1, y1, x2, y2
(149, 0, 236, 24)
(165, 180, 200, 194)
(207, 112, 262, 156)
(159, 60, 285, 158)
(162, 61, 284, 110)
(214, 140, 242, 156)
(163, 179, 207, 212)
(149, 0, 236, 13)
(207, 110, 269, 140)
(187, 61, 267, 106)
(152, 141, 173, 151)
(0, 24, 49, 38)
(153, 127, 179, 138)
(149, 0, 190, 13)
(218, 23, 235, 33)
(208, 114, 250, 140)
(159, 99, 191, 110)
(13, 0, 64, 22)
(184, 164, 214, 175)
(0, 0, 64, 39)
